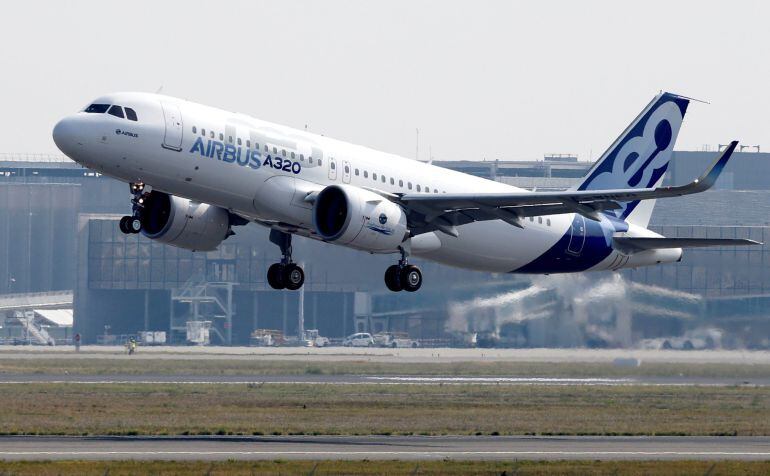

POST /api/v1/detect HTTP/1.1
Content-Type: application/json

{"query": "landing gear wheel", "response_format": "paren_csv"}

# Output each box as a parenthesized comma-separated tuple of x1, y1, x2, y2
(384, 265, 403, 292)
(400, 265, 422, 292)
(128, 217, 142, 234)
(119, 216, 131, 234)
(283, 263, 305, 291)
(267, 263, 286, 290)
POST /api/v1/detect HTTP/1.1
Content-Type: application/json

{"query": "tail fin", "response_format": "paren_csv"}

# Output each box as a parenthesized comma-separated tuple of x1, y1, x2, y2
(575, 92, 691, 227)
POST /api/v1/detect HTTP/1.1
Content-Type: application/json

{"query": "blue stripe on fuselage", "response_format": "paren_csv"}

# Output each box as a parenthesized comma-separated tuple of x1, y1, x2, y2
(513, 214, 627, 274)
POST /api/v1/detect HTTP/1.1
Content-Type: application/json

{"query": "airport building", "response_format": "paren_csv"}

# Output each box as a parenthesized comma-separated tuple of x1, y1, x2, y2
(2, 148, 770, 348)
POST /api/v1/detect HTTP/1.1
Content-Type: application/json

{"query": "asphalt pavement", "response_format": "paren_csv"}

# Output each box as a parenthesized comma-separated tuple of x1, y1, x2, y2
(0, 435, 768, 461)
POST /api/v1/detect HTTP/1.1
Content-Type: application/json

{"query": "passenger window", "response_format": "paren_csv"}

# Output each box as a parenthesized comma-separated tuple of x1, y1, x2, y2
(210, 131, 215, 139)
(85, 104, 110, 113)
(219, 133, 224, 141)
(237, 138, 242, 146)
(382, 175, 386, 183)
(201, 128, 206, 136)
(318, 159, 322, 166)
(364, 171, 368, 178)
(228, 136, 233, 143)
(300, 154, 304, 161)
(107, 105, 124, 119)
(547, 218, 551, 226)
(246, 140, 250, 148)
(291, 152, 295, 159)
(538, 217, 543, 224)
(309, 157, 314, 164)
(390, 178, 395, 185)
(529, 217, 534, 222)
(273, 147, 277, 154)
(344, 165, 350, 173)
(264, 145, 268, 152)
(355, 169, 359, 176)
(408, 182, 412, 190)
(331, 162, 336, 170)
(282, 149, 286, 157)
(399, 180, 403, 187)
(416, 185, 421, 192)
(192, 126, 197, 134)
(373, 173, 377, 180)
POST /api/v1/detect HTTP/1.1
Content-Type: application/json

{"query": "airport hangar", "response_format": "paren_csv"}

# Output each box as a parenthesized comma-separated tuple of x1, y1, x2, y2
(0, 148, 769, 348)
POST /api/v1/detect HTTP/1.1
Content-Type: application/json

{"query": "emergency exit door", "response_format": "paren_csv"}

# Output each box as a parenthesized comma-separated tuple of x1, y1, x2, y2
(161, 102, 183, 151)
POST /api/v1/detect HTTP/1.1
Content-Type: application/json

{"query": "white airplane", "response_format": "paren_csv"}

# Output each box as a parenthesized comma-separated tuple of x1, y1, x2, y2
(52, 91, 759, 292)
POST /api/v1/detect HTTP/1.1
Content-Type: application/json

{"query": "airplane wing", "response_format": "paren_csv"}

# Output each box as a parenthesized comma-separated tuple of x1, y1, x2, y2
(612, 237, 762, 254)
(397, 141, 739, 237)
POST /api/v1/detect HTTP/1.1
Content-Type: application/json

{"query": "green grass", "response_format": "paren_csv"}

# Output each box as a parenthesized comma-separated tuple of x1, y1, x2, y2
(0, 460, 769, 475)
(1, 383, 769, 436)
(1, 357, 770, 379)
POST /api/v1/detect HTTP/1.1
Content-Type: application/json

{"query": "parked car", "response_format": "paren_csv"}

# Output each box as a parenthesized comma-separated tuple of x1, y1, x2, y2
(373, 332, 419, 348)
(343, 332, 375, 347)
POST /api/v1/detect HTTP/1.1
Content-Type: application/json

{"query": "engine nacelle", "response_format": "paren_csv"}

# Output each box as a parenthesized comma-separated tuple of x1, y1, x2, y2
(140, 191, 231, 251)
(313, 185, 408, 252)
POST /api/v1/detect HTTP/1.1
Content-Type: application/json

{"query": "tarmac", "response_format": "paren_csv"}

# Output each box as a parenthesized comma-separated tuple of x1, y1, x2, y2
(2, 345, 770, 364)
(0, 373, 768, 386)
(0, 435, 769, 461)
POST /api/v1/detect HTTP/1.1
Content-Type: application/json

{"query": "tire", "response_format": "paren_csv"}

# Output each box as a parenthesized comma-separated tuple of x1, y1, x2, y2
(119, 216, 131, 234)
(283, 263, 305, 291)
(400, 265, 422, 292)
(267, 263, 286, 290)
(384, 265, 402, 292)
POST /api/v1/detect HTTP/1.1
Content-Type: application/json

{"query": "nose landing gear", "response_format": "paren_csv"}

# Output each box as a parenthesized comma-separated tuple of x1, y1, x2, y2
(384, 247, 422, 292)
(119, 183, 147, 235)
(266, 230, 305, 290)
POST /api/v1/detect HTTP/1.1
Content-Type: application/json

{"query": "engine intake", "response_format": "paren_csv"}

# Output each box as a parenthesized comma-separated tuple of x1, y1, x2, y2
(140, 191, 232, 251)
(313, 185, 408, 252)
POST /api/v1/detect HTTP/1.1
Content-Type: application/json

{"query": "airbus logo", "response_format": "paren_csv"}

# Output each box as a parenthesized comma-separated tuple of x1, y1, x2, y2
(115, 129, 138, 138)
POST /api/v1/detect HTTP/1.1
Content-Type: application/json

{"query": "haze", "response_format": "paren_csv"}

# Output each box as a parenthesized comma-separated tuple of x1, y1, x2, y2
(2, 0, 767, 162)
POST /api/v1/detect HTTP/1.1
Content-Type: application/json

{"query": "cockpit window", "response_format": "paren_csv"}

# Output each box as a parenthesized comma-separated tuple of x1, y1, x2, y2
(108, 105, 125, 119)
(125, 107, 138, 121)
(85, 104, 110, 113)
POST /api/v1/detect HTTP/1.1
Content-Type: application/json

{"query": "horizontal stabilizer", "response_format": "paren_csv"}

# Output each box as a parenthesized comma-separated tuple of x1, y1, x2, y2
(613, 236, 762, 254)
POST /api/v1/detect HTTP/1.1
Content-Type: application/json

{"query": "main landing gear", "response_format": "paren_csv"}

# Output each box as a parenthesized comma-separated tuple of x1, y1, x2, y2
(119, 183, 146, 235)
(266, 230, 305, 291)
(384, 247, 422, 292)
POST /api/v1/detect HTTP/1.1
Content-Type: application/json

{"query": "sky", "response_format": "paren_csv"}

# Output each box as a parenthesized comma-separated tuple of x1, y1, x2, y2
(2, 0, 768, 162)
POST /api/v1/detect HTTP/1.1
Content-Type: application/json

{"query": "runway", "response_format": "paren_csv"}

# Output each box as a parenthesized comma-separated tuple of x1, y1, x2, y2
(0, 373, 767, 386)
(1, 435, 769, 461)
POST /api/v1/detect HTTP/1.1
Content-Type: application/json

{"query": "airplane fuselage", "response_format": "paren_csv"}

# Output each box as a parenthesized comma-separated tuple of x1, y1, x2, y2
(53, 92, 680, 275)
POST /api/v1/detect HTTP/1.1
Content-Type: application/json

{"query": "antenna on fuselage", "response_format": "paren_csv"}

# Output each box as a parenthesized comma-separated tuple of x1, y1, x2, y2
(155, 85, 164, 94)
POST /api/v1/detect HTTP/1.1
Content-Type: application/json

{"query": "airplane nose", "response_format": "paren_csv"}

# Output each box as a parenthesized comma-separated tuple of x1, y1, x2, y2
(52, 116, 80, 156)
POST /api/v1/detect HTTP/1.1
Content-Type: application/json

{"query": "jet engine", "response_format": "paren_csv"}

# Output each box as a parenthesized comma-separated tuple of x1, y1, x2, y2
(313, 185, 408, 252)
(140, 191, 232, 251)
